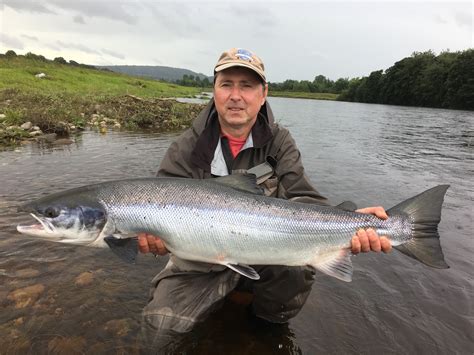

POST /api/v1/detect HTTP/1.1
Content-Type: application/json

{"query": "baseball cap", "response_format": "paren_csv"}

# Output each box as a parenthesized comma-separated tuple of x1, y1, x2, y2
(214, 48, 266, 83)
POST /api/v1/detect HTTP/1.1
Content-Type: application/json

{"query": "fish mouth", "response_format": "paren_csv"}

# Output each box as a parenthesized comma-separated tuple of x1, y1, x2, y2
(17, 213, 58, 239)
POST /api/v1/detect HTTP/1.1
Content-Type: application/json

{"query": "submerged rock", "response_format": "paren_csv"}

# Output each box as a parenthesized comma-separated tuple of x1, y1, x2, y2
(48, 336, 86, 354)
(7, 283, 45, 309)
(52, 138, 74, 145)
(104, 319, 131, 337)
(13, 317, 24, 326)
(15, 268, 40, 278)
(75, 272, 94, 286)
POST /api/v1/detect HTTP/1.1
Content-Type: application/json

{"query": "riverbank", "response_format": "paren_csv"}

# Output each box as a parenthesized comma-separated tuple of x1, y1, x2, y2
(0, 55, 206, 148)
(0, 89, 206, 148)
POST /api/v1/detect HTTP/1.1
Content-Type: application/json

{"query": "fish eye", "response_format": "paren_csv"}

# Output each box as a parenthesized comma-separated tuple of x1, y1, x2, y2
(44, 207, 60, 218)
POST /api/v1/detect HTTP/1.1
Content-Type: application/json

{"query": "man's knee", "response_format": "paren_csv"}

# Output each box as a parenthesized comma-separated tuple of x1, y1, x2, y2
(250, 266, 316, 323)
(143, 259, 240, 333)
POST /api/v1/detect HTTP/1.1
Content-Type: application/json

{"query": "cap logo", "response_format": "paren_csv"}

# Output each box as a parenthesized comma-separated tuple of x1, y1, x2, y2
(235, 48, 253, 62)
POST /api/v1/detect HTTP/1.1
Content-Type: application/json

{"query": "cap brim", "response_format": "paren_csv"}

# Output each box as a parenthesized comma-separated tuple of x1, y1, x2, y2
(215, 62, 266, 82)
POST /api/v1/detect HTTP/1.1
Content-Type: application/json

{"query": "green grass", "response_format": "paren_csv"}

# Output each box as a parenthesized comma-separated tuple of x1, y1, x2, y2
(268, 91, 339, 100)
(0, 56, 200, 98)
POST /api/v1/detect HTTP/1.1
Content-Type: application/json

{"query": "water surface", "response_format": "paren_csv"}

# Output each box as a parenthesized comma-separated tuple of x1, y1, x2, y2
(0, 98, 472, 353)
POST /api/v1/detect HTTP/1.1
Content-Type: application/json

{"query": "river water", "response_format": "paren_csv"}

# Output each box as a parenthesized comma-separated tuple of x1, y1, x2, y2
(0, 97, 472, 354)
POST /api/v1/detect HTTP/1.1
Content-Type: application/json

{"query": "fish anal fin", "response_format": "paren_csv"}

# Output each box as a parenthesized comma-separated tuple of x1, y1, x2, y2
(226, 263, 260, 280)
(310, 249, 353, 282)
(104, 235, 138, 264)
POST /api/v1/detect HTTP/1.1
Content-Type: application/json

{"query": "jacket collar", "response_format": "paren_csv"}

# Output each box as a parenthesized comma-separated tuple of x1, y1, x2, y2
(191, 98, 275, 172)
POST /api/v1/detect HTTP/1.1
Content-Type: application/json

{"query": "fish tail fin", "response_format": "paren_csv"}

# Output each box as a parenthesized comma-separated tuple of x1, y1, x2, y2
(388, 185, 450, 269)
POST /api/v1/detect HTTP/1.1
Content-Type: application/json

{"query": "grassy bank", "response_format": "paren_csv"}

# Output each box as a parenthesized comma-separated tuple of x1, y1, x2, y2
(268, 91, 339, 100)
(0, 55, 205, 147)
(0, 55, 201, 98)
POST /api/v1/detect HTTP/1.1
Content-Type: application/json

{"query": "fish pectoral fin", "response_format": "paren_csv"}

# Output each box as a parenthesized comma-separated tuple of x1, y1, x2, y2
(104, 235, 138, 264)
(310, 249, 353, 282)
(226, 263, 260, 280)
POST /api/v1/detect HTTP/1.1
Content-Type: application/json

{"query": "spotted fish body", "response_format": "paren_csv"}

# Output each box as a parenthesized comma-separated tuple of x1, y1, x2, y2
(17, 176, 449, 281)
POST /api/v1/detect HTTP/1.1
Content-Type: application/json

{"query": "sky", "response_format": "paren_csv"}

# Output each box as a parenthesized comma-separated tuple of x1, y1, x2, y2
(0, 0, 472, 82)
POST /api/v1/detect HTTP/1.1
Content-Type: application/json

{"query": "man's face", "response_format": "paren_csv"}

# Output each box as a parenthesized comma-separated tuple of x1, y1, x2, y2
(213, 67, 268, 134)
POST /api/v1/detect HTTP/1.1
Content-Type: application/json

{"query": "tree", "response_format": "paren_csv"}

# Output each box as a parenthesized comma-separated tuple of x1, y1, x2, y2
(53, 57, 67, 64)
(333, 78, 349, 93)
(5, 50, 17, 58)
(444, 49, 474, 110)
(313, 75, 331, 93)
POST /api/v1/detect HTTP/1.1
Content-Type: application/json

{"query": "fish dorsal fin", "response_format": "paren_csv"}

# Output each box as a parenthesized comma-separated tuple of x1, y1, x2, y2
(104, 235, 138, 264)
(310, 249, 353, 282)
(226, 263, 260, 280)
(213, 174, 264, 195)
(336, 201, 358, 212)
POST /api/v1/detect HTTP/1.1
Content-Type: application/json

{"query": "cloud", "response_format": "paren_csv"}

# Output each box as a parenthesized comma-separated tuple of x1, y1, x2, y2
(56, 41, 100, 54)
(50, 0, 139, 25)
(434, 14, 448, 24)
(4, 0, 138, 25)
(101, 48, 125, 60)
(0, 34, 24, 50)
(21, 34, 39, 41)
(73, 15, 85, 24)
(454, 11, 472, 29)
(143, 3, 203, 37)
(3, 0, 55, 14)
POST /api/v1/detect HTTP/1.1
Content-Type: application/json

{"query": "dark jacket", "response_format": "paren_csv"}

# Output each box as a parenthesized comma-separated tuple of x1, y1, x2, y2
(158, 98, 329, 205)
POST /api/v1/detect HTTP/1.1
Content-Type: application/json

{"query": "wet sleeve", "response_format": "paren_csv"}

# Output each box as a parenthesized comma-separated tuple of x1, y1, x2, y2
(274, 129, 330, 206)
(156, 130, 198, 179)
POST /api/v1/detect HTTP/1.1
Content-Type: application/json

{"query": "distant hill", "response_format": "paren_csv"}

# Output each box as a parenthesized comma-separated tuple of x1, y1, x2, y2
(99, 65, 212, 82)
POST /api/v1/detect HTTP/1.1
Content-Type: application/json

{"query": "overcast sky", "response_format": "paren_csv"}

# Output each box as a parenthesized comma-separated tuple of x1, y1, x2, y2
(1, 1, 472, 82)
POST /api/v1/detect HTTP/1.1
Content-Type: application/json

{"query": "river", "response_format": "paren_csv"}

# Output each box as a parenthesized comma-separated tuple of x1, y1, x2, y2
(0, 97, 472, 354)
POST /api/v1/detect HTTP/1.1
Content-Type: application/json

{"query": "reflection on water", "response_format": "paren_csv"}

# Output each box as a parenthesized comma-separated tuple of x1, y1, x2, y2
(0, 99, 473, 353)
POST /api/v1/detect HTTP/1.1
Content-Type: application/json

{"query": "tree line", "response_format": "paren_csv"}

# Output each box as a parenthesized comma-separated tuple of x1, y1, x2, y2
(175, 74, 212, 88)
(176, 49, 473, 110)
(339, 49, 473, 110)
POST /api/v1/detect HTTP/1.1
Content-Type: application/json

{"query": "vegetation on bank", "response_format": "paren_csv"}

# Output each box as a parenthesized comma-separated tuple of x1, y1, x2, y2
(268, 91, 338, 100)
(0, 51, 200, 98)
(0, 51, 205, 147)
(339, 50, 474, 110)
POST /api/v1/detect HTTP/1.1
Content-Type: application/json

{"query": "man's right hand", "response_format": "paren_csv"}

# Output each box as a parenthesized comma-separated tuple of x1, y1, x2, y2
(137, 233, 169, 255)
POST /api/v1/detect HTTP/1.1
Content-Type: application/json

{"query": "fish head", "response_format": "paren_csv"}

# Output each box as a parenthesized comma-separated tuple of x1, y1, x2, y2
(16, 190, 107, 245)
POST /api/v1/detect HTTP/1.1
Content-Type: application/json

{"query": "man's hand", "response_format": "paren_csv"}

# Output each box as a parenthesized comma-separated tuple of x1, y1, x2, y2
(137, 233, 169, 255)
(351, 206, 392, 254)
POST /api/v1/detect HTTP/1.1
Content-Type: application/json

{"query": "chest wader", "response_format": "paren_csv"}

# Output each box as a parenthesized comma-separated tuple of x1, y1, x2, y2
(140, 159, 316, 348)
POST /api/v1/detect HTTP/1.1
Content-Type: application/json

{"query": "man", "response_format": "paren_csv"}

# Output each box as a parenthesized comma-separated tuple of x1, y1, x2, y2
(138, 48, 391, 339)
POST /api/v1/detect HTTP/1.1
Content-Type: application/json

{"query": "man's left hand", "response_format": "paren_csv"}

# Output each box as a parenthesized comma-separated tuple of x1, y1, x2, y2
(351, 206, 392, 254)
